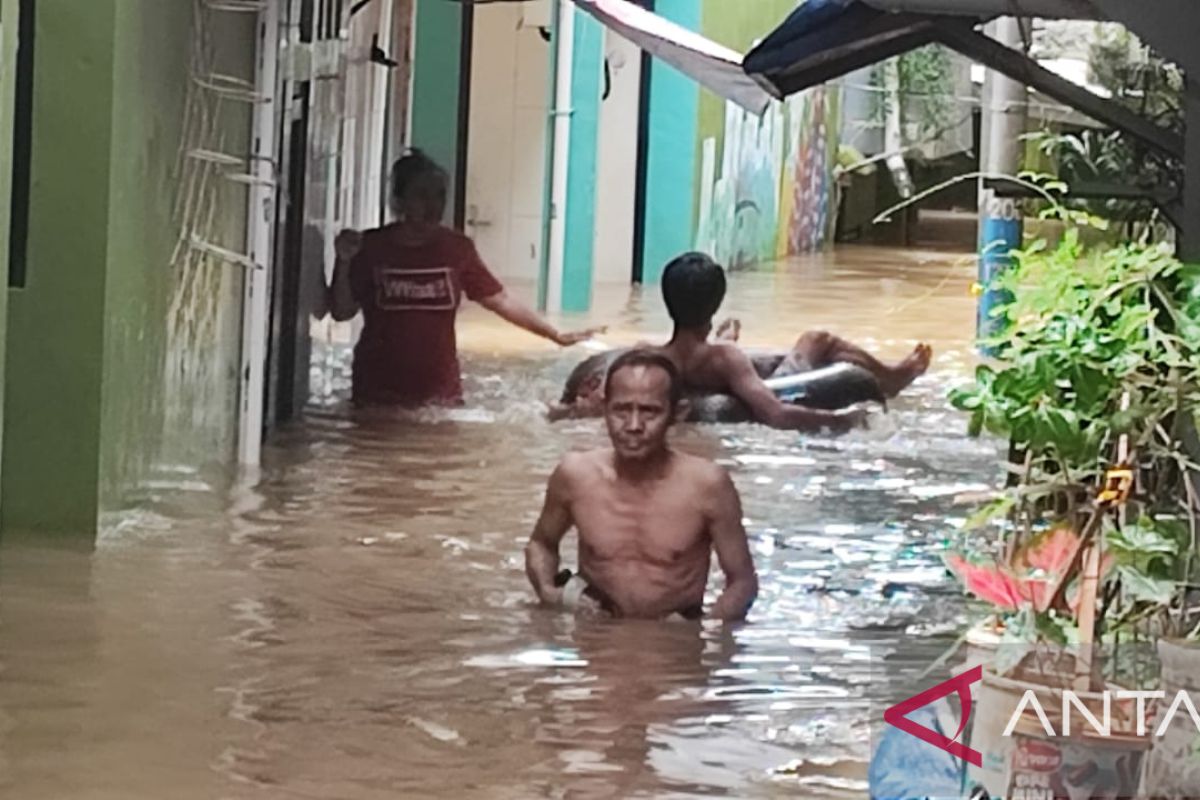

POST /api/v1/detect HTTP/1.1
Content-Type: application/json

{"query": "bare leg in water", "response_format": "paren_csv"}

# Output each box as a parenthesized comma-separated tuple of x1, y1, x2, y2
(775, 331, 932, 397)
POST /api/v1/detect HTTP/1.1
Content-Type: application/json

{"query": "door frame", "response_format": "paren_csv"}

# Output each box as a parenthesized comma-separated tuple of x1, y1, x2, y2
(238, 0, 285, 466)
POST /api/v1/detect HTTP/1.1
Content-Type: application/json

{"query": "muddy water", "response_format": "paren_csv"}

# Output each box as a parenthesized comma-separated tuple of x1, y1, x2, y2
(0, 246, 1001, 799)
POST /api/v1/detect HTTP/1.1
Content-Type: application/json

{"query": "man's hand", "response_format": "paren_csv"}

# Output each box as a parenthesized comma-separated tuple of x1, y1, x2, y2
(574, 595, 608, 619)
(561, 578, 608, 618)
(706, 467, 758, 621)
(827, 406, 869, 434)
(554, 326, 607, 347)
(334, 228, 363, 262)
(526, 461, 577, 605)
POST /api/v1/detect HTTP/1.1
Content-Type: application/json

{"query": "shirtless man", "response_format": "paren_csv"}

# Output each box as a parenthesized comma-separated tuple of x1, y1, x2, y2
(525, 350, 758, 621)
(551, 252, 932, 432)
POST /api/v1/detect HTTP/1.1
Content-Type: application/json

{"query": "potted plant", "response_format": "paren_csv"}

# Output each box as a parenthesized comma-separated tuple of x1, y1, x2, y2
(944, 229, 1200, 796)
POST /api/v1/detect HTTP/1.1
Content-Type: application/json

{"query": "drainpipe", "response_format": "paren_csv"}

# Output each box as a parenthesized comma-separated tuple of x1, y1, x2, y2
(882, 57, 914, 201)
(538, 0, 573, 313)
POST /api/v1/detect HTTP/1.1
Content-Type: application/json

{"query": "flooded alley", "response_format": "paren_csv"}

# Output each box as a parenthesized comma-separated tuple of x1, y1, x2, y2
(0, 247, 1001, 799)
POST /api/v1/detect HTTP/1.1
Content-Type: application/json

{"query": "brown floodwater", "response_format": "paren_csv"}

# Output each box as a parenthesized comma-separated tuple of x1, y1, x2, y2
(0, 245, 1001, 799)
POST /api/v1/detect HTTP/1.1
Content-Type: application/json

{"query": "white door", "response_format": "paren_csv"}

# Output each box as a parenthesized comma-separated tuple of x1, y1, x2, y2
(592, 29, 641, 287)
(465, 2, 550, 288)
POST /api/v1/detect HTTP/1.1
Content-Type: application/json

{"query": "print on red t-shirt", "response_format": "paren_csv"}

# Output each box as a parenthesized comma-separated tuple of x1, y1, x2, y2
(348, 224, 503, 406)
(376, 268, 456, 311)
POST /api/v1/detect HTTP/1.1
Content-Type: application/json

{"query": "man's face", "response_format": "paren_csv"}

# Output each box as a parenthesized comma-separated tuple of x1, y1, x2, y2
(604, 366, 674, 461)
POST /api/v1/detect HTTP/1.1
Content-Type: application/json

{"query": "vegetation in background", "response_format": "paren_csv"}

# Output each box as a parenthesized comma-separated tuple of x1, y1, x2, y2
(1029, 26, 1183, 239)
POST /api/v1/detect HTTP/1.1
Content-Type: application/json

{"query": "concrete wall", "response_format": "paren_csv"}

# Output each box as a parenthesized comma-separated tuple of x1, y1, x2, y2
(1, 1, 254, 534)
(641, 0, 841, 277)
(127, 2, 253, 497)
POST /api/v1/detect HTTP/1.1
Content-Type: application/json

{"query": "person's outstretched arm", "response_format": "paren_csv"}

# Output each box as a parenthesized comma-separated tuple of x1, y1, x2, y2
(706, 467, 758, 622)
(720, 347, 866, 433)
(525, 461, 576, 605)
(478, 290, 603, 346)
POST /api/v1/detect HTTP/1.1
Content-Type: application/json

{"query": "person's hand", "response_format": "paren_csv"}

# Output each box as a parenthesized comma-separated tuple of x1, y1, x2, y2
(561, 577, 609, 618)
(573, 593, 608, 619)
(828, 406, 869, 434)
(334, 228, 363, 261)
(554, 326, 606, 347)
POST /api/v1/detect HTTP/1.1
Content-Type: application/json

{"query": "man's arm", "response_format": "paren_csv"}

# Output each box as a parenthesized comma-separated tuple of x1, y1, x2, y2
(478, 291, 604, 346)
(720, 347, 865, 433)
(706, 468, 758, 621)
(525, 461, 576, 605)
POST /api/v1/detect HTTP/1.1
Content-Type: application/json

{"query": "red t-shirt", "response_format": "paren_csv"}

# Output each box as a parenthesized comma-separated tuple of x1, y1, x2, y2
(349, 223, 504, 406)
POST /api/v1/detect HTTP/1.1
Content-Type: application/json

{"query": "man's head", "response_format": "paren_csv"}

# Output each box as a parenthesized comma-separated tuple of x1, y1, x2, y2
(662, 252, 726, 335)
(603, 349, 684, 461)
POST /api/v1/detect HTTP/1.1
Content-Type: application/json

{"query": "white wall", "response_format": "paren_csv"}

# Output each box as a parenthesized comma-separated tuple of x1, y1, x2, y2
(465, 3, 550, 285)
(592, 31, 641, 286)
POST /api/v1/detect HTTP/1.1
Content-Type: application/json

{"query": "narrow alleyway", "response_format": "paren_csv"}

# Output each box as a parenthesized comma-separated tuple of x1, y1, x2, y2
(0, 246, 997, 799)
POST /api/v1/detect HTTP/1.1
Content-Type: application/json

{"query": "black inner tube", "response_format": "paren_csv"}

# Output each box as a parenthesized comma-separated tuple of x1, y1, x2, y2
(559, 348, 885, 424)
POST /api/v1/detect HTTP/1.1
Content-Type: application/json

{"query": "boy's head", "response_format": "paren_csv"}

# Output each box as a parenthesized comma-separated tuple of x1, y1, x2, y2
(390, 148, 449, 224)
(661, 252, 726, 333)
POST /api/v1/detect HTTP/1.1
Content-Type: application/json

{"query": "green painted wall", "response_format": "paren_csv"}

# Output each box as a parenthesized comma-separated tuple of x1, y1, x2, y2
(410, 0, 463, 218)
(697, 0, 797, 175)
(561, 11, 603, 313)
(1, 1, 253, 535)
(1, 0, 118, 533)
(640, 0, 701, 286)
(0, 0, 20, 509)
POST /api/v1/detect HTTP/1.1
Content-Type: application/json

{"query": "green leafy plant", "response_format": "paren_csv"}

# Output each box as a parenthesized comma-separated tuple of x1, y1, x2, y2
(870, 45, 957, 143)
(948, 230, 1200, 648)
(896, 45, 956, 141)
(1024, 25, 1183, 238)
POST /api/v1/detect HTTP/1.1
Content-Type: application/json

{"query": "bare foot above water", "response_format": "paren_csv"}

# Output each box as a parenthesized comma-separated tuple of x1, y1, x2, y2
(883, 343, 933, 396)
(715, 318, 742, 342)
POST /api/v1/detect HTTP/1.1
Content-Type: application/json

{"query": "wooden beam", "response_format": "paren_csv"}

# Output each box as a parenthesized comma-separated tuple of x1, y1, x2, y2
(767, 27, 938, 98)
(935, 24, 1184, 161)
(983, 177, 1183, 229)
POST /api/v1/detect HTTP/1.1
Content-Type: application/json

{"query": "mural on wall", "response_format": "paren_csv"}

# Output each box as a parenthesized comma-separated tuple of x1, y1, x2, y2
(695, 86, 840, 269)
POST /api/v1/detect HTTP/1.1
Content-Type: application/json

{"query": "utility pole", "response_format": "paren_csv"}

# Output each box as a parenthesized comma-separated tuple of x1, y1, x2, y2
(1184, 77, 1200, 262)
(977, 17, 1028, 347)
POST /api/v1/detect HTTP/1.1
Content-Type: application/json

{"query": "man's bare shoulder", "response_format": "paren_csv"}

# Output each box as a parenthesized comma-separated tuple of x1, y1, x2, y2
(709, 341, 755, 367)
(671, 450, 733, 488)
(556, 449, 610, 482)
(681, 342, 755, 391)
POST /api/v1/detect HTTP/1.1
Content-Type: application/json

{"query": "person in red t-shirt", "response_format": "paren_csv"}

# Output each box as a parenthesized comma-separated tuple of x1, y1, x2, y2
(328, 150, 601, 407)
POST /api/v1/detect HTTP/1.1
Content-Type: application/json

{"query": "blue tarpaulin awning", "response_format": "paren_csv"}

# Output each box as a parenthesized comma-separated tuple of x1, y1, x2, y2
(743, 0, 946, 99)
(741, 0, 1182, 160)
